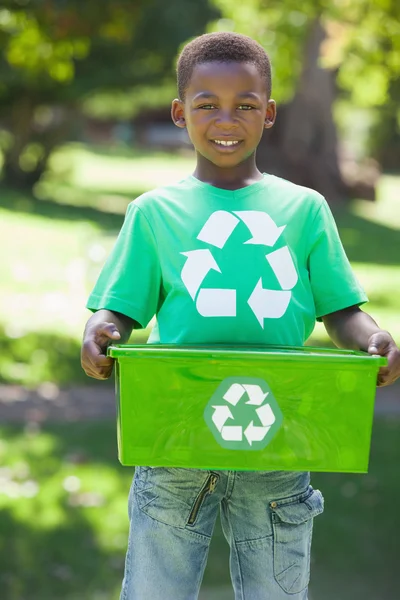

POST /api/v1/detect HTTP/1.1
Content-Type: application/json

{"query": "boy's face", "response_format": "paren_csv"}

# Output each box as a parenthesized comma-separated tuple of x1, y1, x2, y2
(172, 61, 276, 168)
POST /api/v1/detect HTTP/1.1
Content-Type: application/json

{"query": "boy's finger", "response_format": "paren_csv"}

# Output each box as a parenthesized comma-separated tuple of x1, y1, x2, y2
(378, 373, 391, 387)
(97, 323, 121, 340)
(85, 366, 113, 380)
(82, 339, 111, 360)
(367, 332, 390, 355)
(82, 340, 114, 368)
(92, 354, 114, 367)
(87, 352, 114, 371)
(82, 353, 114, 376)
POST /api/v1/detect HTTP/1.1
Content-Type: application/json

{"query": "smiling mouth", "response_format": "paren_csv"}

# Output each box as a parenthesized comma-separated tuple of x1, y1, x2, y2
(210, 139, 243, 150)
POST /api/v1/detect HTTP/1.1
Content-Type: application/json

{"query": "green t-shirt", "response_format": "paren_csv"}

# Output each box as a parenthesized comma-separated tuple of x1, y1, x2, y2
(87, 173, 367, 346)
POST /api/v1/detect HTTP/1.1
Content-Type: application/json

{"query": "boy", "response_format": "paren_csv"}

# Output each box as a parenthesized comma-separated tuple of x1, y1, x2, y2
(81, 32, 400, 600)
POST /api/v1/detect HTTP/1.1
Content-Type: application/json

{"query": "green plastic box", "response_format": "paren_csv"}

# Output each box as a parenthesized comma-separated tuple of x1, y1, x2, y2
(108, 344, 386, 473)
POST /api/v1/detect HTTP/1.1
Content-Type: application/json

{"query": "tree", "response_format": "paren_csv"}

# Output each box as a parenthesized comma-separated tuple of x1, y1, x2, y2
(210, 0, 400, 203)
(0, 0, 219, 189)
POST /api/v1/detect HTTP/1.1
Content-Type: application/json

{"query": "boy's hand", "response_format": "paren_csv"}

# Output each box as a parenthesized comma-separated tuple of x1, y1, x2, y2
(368, 331, 400, 387)
(81, 322, 121, 380)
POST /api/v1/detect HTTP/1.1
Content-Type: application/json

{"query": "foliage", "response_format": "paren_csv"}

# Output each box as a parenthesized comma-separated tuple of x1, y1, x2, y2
(0, 0, 218, 102)
(0, 326, 86, 387)
(0, 0, 219, 187)
(209, 0, 400, 168)
(209, 0, 400, 107)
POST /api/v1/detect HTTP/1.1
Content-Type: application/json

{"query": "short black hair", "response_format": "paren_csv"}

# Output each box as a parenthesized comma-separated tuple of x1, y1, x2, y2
(177, 32, 272, 101)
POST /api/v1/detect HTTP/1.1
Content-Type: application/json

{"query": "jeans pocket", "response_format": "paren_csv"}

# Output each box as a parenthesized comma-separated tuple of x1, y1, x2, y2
(271, 487, 324, 594)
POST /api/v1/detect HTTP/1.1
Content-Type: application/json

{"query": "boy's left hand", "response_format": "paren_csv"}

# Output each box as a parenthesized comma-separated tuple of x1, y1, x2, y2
(368, 331, 400, 387)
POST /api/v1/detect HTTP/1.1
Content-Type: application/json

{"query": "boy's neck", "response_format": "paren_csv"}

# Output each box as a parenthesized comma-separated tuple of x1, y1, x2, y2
(192, 154, 264, 190)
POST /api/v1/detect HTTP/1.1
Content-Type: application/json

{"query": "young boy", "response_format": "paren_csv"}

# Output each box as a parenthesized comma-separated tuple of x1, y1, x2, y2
(81, 32, 400, 600)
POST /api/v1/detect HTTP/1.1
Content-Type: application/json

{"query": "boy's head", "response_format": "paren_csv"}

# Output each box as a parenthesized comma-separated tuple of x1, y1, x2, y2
(171, 32, 276, 169)
(177, 32, 272, 102)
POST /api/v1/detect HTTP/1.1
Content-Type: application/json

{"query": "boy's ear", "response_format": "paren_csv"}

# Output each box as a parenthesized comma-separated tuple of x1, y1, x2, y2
(171, 99, 186, 128)
(264, 99, 277, 129)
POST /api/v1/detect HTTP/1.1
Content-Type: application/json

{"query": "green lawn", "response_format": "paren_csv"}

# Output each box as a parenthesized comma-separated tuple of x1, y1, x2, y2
(1, 143, 399, 385)
(0, 417, 399, 600)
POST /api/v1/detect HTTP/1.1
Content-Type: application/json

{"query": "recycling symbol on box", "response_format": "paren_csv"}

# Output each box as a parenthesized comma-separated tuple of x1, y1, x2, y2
(181, 210, 298, 327)
(204, 377, 283, 450)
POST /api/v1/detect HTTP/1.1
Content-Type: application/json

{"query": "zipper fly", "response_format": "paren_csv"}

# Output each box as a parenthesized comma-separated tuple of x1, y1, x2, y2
(187, 473, 219, 526)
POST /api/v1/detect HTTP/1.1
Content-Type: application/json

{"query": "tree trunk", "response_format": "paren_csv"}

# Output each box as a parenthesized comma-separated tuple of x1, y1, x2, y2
(1, 100, 72, 190)
(257, 18, 376, 204)
(2, 96, 38, 189)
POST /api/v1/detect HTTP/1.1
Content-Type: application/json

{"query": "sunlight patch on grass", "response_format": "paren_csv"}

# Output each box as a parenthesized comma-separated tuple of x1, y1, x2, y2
(42, 143, 196, 196)
(0, 208, 114, 340)
(353, 263, 400, 341)
(0, 424, 131, 546)
(351, 175, 400, 230)
(309, 261, 400, 344)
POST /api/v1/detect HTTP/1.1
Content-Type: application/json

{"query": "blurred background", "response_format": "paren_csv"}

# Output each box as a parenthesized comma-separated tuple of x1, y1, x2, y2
(0, 0, 399, 598)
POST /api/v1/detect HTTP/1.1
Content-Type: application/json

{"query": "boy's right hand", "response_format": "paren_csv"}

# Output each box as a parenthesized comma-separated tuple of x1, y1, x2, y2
(81, 322, 121, 380)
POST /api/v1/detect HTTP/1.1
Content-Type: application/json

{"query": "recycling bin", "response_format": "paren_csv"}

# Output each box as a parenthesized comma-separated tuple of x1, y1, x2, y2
(108, 344, 387, 473)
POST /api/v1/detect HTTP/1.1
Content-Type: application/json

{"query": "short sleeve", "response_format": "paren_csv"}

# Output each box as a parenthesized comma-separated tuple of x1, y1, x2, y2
(86, 203, 162, 328)
(308, 199, 368, 320)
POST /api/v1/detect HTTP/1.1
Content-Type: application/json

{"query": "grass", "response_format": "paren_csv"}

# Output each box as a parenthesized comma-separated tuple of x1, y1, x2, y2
(0, 422, 131, 600)
(35, 143, 195, 213)
(0, 417, 399, 600)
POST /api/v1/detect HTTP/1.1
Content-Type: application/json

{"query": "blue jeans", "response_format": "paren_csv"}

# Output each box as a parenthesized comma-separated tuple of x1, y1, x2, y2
(120, 468, 324, 600)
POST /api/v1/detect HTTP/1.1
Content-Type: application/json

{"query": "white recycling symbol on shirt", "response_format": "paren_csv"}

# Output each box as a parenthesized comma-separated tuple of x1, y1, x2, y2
(180, 210, 298, 327)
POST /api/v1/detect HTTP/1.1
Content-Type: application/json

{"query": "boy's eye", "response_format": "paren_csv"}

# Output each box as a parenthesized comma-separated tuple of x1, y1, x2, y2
(197, 104, 256, 111)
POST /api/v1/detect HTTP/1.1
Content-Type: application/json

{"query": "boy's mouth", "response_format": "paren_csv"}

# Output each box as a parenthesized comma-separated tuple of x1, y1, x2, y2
(210, 139, 243, 152)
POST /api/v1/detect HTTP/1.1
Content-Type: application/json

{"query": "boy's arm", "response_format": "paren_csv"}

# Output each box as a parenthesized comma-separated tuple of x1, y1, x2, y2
(322, 306, 400, 387)
(81, 309, 137, 380)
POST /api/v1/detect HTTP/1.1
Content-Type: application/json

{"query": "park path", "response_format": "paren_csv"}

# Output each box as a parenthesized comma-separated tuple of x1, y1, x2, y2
(0, 381, 398, 423)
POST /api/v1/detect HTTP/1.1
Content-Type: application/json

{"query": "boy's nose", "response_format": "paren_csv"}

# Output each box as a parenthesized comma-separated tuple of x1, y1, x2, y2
(215, 110, 238, 129)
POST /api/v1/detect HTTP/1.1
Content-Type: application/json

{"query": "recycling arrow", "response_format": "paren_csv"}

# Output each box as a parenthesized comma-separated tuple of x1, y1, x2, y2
(243, 385, 268, 405)
(248, 279, 291, 326)
(244, 421, 271, 445)
(180, 249, 220, 299)
(212, 405, 233, 431)
(256, 403, 276, 426)
(221, 426, 243, 441)
(223, 383, 246, 406)
(196, 288, 236, 317)
(211, 405, 243, 441)
(266, 246, 298, 290)
(233, 211, 286, 247)
(197, 210, 240, 249)
(223, 383, 267, 406)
